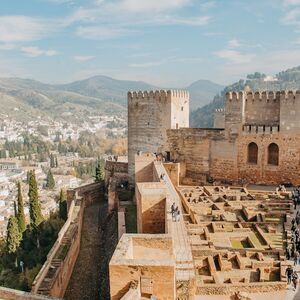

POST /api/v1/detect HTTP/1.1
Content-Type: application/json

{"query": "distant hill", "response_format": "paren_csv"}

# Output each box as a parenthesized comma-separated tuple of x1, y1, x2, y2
(0, 76, 223, 122)
(186, 80, 224, 111)
(190, 66, 300, 128)
(57, 75, 157, 107)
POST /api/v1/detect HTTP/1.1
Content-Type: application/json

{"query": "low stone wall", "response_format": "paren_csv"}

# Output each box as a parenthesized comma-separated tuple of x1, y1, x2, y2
(105, 161, 129, 186)
(0, 287, 60, 300)
(196, 281, 286, 295)
(32, 183, 103, 298)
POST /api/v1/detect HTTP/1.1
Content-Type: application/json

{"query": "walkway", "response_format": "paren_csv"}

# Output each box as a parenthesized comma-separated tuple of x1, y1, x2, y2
(154, 162, 194, 282)
(64, 202, 107, 300)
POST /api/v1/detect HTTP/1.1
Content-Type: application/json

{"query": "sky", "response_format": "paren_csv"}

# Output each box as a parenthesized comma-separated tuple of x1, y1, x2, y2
(1, 0, 300, 87)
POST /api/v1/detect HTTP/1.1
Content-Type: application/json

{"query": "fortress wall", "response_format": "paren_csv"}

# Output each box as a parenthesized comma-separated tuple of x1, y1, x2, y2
(244, 91, 280, 125)
(225, 92, 245, 134)
(167, 128, 224, 181)
(136, 182, 167, 234)
(214, 108, 225, 129)
(280, 90, 300, 133)
(237, 133, 300, 185)
(32, 183, 104, 298)
(128, 90, 189, 181)
(210, 139, 239, 183)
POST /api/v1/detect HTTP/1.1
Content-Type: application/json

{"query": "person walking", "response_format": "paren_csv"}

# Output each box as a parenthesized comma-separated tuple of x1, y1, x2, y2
(292, 271, 298, 291)
(176, 209, 181, 222)
(286, 265, 293, 284)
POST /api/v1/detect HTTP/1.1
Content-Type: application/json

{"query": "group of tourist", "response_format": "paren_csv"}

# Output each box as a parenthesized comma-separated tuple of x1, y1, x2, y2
(171, 202, 181, 222)
(292, 188, 300, 210)
(285, 265, 298, 291)
(285, 187, 300, 291)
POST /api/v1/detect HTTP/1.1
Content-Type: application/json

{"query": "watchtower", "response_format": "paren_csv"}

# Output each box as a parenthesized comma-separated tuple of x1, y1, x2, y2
(128, 90, 189, 181)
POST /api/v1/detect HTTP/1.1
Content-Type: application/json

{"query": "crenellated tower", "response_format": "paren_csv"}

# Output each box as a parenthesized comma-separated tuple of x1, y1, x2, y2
(128, 89, 189, 181)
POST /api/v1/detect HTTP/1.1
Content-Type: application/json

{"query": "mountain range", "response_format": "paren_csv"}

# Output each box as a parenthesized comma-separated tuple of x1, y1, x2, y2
(1, 65, 299, 127)
(0, 76, 223, 122)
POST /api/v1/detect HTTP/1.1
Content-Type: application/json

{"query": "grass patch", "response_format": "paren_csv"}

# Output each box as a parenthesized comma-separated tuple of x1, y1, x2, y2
(125, 204, 137, 233)
(231, 238, 252, 249)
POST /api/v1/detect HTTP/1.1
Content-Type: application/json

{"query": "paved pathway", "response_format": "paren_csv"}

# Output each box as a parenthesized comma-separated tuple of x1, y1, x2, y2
(154, 162, 194, 281)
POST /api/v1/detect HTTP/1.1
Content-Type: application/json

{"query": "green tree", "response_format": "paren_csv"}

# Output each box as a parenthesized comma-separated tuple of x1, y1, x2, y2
(13, 201, 17, 218)
(50, 154, 55, 168)
(58, 189, 68, 221)
(46, 169, 55, 190)
(94, 158, 104, 183)
(6, 216, 22, 267)
(16, 182, 26, 233)
(28, 171, 43, 228)
(55, 156, 58, 168)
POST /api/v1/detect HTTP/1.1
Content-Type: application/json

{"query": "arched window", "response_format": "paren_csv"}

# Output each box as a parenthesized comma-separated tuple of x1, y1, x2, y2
(268, 143, 279, 166)
(248, 142, 258, 164)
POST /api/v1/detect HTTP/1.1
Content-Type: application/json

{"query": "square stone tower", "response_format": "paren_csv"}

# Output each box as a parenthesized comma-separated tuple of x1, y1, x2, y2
(128, 90, 189, 181)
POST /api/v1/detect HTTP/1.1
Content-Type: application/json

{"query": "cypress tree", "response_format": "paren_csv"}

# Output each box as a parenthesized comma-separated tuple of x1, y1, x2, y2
(55, 156, 58, 168)
(16, 182, 26, 233)
(94, 158, 104, 183)
(28, 170, 43, 227)
(50, 154, 55, 168)
(13, 201, 17, 218)
(6, 216, 21, 267)
(46, 169, 55, 190)
(58, 189, 68, 221)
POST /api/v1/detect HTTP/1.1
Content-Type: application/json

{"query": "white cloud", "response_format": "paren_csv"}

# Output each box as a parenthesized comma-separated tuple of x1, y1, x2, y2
(227, 39, 241, 49)
(284, 0, 300, 6)
(129, 61, 164, 68)
(0, 16, 48, 43)
(282, 8, 300, 25)
(21, 46, 58, 57)
(73, 55, 95, 62)
(159, 15, 210, 26)
(76, 26, 137, 40)
(111, 0, 190, 13)
(215, 49, 254, 64)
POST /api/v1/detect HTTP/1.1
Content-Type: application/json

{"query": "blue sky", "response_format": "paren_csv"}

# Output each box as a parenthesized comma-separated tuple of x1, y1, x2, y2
(0, 0, 300, 87)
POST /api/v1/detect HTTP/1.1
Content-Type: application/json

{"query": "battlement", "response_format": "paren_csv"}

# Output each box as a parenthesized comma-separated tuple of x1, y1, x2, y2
(225, 91, 245, 101)
(128, 89, 189, 101)
(215, 108, 225, 113)
(226, 90, 300, 103)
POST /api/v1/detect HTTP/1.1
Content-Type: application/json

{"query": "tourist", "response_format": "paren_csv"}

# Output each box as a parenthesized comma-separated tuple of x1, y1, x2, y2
(287, 246, 291, 260)
(292, 271, 298, 291)
(294, 197, 298, 210)
(176, 209, 181, 222)
(286, 265, 293, 284)
(172, 207, 177, 222)
(294, 252, 299, 266)
(171, 202, 175, 214)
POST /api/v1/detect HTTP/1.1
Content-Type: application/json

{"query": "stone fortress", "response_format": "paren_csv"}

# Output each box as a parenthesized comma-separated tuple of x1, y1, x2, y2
(109, 88, 300, 299)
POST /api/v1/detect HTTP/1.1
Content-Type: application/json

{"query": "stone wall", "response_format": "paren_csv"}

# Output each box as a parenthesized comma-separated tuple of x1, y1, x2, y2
(104, 160, 129, 186)
(214, 108, 225, 129)
(128, 90, 189, 181)
(0, 287, 60, 300)
(32, 183, 103, 298)
(167, 127, 300, 186)
(136, 182, 167, 234)
(109, 235, 175, 300)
